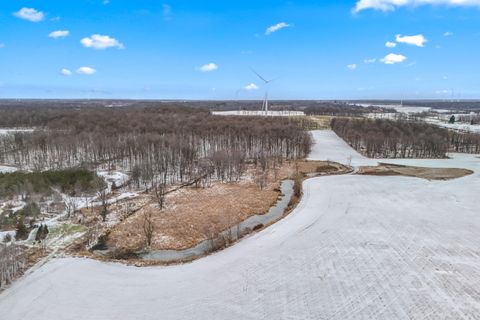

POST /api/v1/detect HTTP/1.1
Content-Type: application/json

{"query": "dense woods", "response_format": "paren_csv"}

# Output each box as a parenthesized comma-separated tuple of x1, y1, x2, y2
(0, 169, 101, 198)
(0, 105, 311, 190)
(331, 118, 480, 158)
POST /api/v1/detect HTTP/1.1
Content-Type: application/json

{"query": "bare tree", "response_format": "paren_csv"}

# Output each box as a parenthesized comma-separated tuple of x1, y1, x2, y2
(153, 180, 166, 210)
(142, 211, 155, 247)
(97, 188, 109, 222)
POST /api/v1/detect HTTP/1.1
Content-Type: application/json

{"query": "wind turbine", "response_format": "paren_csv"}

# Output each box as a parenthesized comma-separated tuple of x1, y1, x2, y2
(251, 69, 278, 114)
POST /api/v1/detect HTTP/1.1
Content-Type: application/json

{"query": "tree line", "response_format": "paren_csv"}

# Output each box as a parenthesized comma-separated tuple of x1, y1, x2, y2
(331, 118, 480, 158)
(0, 106, 312, 191)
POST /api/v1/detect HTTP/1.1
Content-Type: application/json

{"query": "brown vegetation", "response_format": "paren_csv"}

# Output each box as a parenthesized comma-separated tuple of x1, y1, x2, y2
(104, 160, 349, 254)
(357, 163, 473, 180)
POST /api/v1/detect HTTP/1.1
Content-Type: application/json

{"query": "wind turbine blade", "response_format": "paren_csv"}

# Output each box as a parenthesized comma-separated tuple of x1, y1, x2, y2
(250, 68, 268, 83)
(266, 76, 281, 84)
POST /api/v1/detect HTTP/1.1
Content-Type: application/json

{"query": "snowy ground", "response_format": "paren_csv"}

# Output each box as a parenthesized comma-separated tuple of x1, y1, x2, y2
(212, 110, 305, 117)
(357, 103, 431, 114)
(0, 128, 35, 135)
(425, 117, 480, 133)
(1, 130, 480, 319)
(308, 130, 378, 166)
(0, 165, 18, 173)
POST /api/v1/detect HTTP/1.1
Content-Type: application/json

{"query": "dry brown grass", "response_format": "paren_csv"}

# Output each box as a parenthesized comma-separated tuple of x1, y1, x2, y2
(106, 160, 348, 253)
(357, 163, 473, 180)
(107, 183, 278, 251)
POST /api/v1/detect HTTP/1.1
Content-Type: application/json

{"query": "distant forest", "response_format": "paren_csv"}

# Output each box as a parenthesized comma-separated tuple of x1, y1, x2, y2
(0, 105, 311, 190)
(0, 99, 389, 119)
(353, 100, 480, 112)
(331, 118, 480, 158)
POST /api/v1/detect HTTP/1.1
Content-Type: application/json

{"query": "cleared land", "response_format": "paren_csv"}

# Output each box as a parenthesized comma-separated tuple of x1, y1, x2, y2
(1, 130, 480, 319)
(358, 163, 473, 180)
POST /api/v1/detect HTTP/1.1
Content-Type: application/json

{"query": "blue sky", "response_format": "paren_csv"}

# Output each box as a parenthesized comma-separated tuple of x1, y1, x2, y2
(1, 0, 480, 100)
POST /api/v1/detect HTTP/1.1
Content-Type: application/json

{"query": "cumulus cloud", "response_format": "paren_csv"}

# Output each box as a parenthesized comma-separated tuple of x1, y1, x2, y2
(49, 30, 70, 39)
(444, 31, 453, 36)
(81, 34, 124, 50)
(353, 0, 480, 13)
(77, 67, 96, 75)
(347, 64, 357, 70)
(13, 8, 45, 22)
(265, 22, 291, 35)
(163, 4, 172, 18)
(396, 34, 427, 47)
(381, 53, 407, 64)
(385, 41, 397, 48)
(364, 58, 376, 64)
(197, 63, 218, 72)
(244, 83, 259, 90)
(60, 68, 72, 76)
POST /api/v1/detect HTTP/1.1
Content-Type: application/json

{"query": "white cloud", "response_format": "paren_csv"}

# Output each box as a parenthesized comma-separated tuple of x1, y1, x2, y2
(381, 53, 407, 64)
(385, 41, 397, 48)
(244, 83, 259, 90)
(353, 0, 480, 13)
(444, 31, 453, 36)
(265, 22, 291, 35)
(197, 63, 218, 72)
(77, 67, 97, 75)
(60, 68, 72, 76)
(163, 4, 172, 17)
(81, 34, 124, 50)
(347, 64, 357, 70)
(364, 58, 376, 64)
(396, 34, 427, 47)
(49, 30, 70, 39)
(13, 8, 45, 22)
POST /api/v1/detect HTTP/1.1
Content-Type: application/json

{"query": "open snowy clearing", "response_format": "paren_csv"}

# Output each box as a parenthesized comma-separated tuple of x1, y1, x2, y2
(212, 110, 305, 117)
(308, 130, 378, 166)
(1, 130, 480, 319)
(0, 165, 17, 173)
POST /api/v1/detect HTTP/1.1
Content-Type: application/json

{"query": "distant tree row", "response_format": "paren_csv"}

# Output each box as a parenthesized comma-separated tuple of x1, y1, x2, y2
(331, 118, 480, 158)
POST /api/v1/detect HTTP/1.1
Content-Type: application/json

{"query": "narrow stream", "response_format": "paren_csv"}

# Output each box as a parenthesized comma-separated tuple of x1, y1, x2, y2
(140, 179, 294, 262)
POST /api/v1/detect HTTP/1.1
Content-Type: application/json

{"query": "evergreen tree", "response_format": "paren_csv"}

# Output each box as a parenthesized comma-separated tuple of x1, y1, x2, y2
(15, 218, 29, 241)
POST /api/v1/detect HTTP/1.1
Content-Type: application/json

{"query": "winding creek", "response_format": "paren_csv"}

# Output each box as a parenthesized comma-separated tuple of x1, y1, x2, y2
(139, 179, 294, 262)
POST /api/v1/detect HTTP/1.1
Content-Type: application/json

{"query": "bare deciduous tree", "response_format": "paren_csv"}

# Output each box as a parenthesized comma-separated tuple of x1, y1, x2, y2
(142, 211, 155, 247)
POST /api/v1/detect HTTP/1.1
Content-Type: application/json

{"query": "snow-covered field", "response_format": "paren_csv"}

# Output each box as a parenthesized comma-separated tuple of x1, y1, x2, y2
(425, 117, 480, 133)
(212, 110, 305, 117)
(1, 130, 480, 319)
(308, 130, 378, 166)
(357, 103, 431, 114)
(0, 128, 35, 135)
(0, 165, 17, 173)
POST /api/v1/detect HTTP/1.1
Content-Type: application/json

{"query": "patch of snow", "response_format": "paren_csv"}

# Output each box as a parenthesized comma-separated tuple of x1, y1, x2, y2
(97, 170, 129, 191)
(212, 110, 305, 117)
(0, 230, 15, 242)
(357, 103, 431, 114)
(0, 165, 18, 173)
(307, 130, 378, 166)
(0, 128, 35, 135)
(425, 117, 480, 133)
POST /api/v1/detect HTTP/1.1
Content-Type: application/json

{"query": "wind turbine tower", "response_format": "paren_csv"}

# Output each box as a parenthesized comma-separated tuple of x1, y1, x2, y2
(251, 69, 277, 114)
